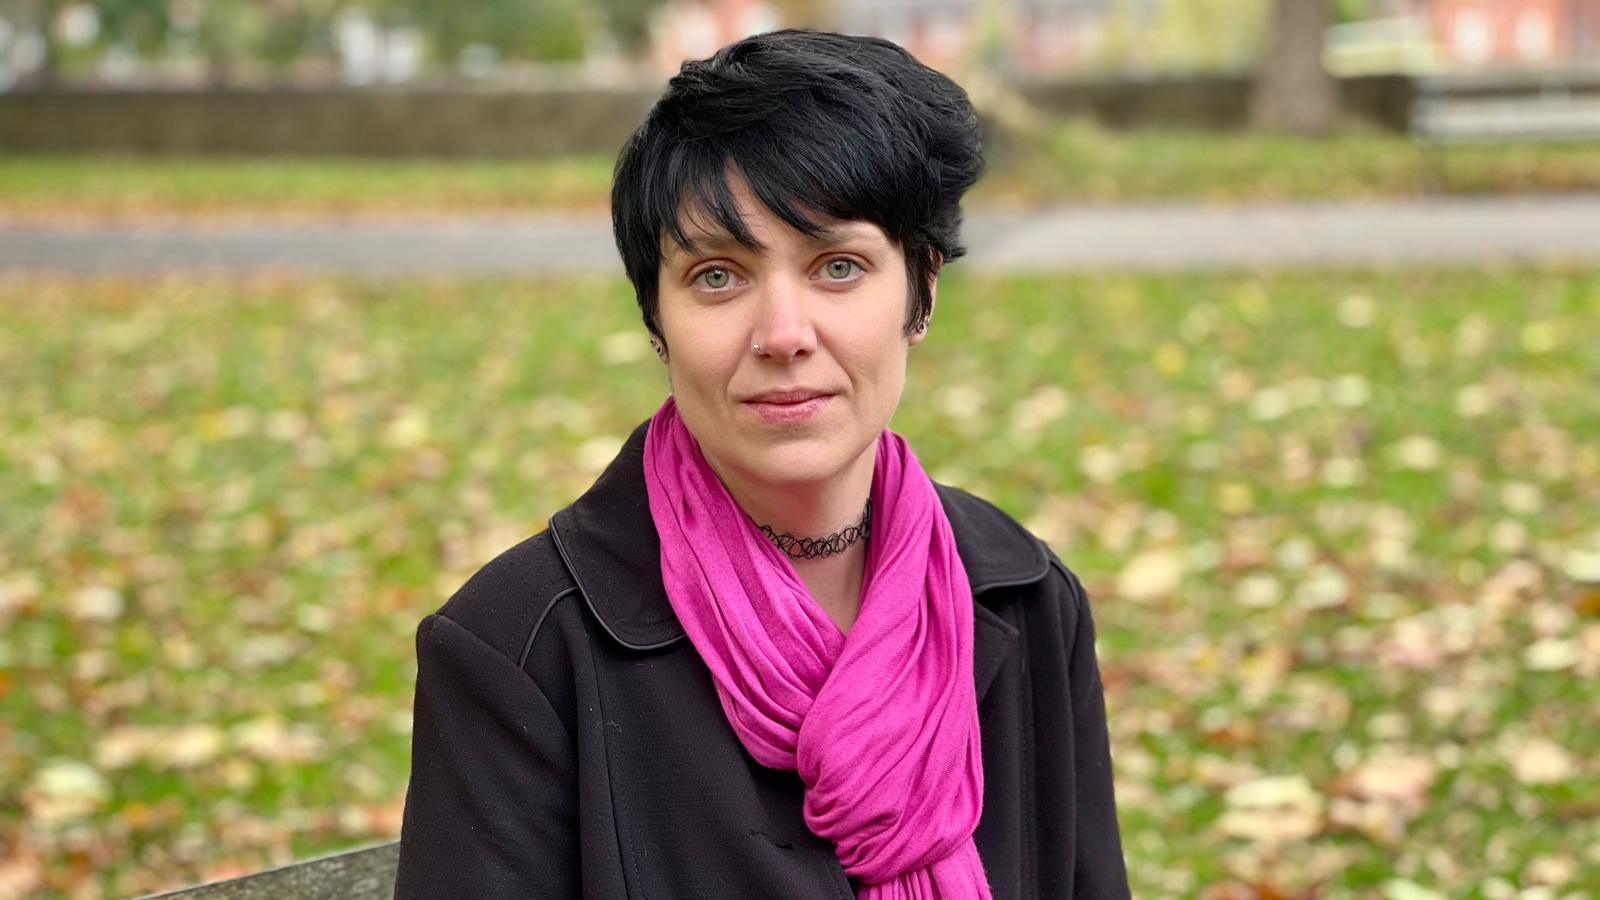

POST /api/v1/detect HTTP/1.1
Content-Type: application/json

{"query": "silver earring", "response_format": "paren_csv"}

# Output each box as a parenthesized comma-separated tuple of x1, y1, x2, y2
(752, 341, 762, 355)
(915, 318, 929, 334)
(649, 337, 664, 359)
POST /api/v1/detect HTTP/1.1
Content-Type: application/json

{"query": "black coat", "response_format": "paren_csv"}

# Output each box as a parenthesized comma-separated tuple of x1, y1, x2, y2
(394, 418, 1131, 899)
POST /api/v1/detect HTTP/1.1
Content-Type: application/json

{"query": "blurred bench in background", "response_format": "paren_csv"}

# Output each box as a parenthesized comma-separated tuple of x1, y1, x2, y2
(1412, 69, 1600, 144)
(139, 841, 398, 900)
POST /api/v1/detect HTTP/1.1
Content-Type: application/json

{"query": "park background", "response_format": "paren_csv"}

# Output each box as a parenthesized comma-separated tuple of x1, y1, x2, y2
(1, 0, 1598, 897)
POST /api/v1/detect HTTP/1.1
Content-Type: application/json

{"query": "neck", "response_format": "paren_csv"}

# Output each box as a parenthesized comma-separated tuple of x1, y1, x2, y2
(705, 446, 875, 544)
(702, 442, 875, 635)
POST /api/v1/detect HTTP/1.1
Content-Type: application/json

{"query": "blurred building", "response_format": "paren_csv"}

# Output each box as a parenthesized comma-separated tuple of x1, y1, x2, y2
(834, 0, 1116, 73)
(1428, 0, 1600, 66)
(1329, 0, 1599, 74)
(7, 0, 1598, 90)
(1008, 0, 1123, 72)
(640, 0, 1600, 78)
(649, 0, 782, 73)
(647, 0, 1118, 75)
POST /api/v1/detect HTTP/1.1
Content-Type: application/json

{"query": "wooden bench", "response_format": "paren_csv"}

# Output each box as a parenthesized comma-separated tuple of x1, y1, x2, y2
(138, 841, 398, 899)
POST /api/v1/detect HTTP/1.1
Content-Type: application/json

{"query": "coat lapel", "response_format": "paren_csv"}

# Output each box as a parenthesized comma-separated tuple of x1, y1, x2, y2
(548, 417, 1048, 704)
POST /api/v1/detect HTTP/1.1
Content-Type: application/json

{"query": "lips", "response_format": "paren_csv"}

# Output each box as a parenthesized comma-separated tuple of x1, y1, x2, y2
(742, 388, 834, 425)
(744, 388, 832, 405)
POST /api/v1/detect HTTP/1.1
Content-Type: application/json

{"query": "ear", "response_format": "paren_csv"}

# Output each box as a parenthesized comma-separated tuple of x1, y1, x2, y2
(908, 249, 942, 347)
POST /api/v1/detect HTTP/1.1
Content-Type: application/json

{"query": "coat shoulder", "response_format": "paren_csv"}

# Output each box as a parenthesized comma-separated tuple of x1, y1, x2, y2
(932, 481, 1096, 637)
(932, 481, 1057, 590)
(430, 528, 580, 669)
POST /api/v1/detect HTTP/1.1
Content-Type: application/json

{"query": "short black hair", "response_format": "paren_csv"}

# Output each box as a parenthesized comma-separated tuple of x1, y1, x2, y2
(610, 29, 984, 344)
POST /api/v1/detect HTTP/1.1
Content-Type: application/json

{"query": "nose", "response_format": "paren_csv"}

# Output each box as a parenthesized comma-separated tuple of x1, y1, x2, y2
(750, 273, 816, 362)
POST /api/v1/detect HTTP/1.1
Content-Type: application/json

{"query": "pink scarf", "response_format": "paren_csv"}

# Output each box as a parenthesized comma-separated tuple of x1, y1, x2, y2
(642, 395, 993, 899)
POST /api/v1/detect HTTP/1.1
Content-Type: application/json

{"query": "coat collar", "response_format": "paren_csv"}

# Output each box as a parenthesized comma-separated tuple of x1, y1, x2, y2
(547, 417, 1049, 697)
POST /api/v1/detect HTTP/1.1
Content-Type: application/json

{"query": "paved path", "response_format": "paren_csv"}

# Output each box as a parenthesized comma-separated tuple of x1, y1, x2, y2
(4, 194, 1600, 274)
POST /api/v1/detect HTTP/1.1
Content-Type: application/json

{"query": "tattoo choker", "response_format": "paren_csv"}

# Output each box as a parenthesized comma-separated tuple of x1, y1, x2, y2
(758, 497, 873, 560)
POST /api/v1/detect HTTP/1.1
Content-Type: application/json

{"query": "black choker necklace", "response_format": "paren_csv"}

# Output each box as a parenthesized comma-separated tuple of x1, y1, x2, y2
(758, 498, 872, 560)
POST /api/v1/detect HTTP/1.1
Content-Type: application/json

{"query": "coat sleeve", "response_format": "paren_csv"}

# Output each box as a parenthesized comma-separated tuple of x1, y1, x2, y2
(393, 612, 580, 899)
(1060, 564, 1133, 898)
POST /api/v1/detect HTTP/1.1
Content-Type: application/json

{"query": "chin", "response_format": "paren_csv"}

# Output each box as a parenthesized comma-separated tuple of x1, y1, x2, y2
(737, 434, 858, 488)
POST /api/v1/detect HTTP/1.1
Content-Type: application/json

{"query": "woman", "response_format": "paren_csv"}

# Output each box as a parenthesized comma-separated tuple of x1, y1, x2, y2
(394, 29, 1129, 899)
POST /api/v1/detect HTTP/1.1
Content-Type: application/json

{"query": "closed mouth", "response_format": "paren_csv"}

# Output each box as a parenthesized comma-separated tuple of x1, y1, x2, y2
(744, 389, 832, 405)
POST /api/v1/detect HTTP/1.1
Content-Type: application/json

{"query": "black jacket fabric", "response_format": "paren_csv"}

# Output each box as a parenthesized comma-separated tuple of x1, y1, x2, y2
(394, 418, 1131, 899)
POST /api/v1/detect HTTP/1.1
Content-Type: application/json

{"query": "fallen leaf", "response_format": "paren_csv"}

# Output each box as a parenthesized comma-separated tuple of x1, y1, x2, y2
(1116, 548, 1184, 602)
(25, 759, 110, 826)
(1502, 735, 1574, 784)
(1216, 775, 1324, 843)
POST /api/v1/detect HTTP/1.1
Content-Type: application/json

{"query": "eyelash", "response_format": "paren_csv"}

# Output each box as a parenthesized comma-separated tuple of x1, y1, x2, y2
(690, 257, 865, 293)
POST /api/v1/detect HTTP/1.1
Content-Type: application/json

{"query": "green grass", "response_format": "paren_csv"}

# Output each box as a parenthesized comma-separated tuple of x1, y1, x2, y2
(985, 120, 1600, 205)
(0, 154, 618, 218)
(4, 123, 1600, 219)
(1, 266, 1598, 897)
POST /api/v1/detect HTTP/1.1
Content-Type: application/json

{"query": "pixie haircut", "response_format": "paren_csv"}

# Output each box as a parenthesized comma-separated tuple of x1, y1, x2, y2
(611, 29, 984, 345)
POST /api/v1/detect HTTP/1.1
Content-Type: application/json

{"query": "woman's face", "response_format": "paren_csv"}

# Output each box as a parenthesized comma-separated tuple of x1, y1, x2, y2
(655, 173, 931, 494)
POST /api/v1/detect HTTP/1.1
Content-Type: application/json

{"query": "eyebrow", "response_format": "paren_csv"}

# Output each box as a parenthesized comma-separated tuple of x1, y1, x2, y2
(664, 223, 883, 265)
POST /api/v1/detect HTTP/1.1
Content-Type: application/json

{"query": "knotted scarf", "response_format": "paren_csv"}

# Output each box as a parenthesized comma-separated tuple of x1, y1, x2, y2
(642, 395, 993, 898)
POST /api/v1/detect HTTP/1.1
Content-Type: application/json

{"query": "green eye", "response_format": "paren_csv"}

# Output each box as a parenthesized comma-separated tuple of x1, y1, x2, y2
(825, 259, 858, 280)
(700, 268, 731, 289)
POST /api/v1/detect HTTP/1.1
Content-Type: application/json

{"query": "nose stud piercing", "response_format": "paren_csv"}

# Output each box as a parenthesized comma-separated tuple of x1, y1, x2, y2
(749, 322, 922, 357)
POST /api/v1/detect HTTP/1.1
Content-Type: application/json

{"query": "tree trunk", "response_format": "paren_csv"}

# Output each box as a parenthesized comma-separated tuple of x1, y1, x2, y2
(1249, 0, 1340, 135)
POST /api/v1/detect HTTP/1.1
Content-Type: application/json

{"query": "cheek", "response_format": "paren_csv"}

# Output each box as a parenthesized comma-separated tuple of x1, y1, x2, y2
(834, 321, 908, 399)
(660, 296, 716, 371)
(664, 323, 741, 402)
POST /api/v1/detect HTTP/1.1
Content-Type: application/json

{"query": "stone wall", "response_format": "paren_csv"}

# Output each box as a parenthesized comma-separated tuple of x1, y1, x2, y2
(1013, 72, 1415, 131)
(0, 86, 658, 157)
(0, 74, 1420, 158)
